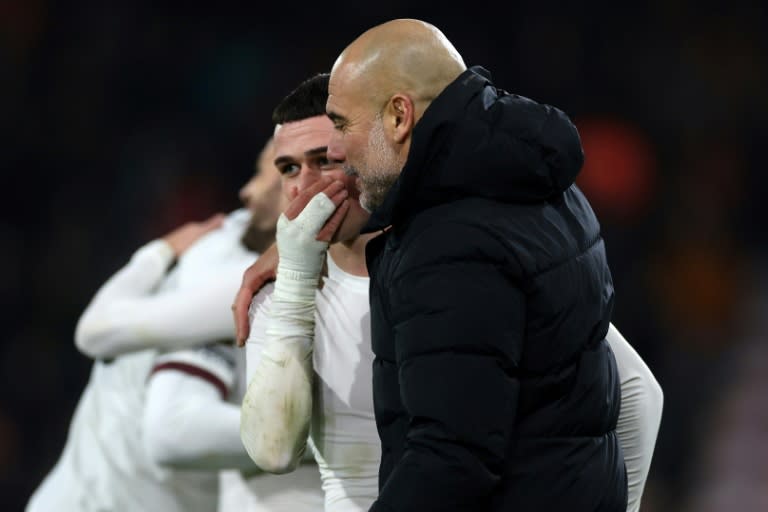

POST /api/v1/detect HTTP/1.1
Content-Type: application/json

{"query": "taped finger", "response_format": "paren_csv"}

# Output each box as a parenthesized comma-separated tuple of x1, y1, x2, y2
(292, 192, 339, 235)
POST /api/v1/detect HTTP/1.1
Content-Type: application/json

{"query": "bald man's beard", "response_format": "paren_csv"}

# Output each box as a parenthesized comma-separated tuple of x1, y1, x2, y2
(351, 115, 401, 213)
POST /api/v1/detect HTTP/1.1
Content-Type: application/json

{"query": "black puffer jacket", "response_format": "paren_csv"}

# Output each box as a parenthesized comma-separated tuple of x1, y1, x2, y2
(365, 67, 626, 512)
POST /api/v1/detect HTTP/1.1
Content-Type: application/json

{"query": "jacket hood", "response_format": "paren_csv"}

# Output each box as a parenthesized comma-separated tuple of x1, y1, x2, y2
(364, 66, 584, 231)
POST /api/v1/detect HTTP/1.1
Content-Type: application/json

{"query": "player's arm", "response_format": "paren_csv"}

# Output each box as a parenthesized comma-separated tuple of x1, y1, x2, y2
(77, 271, 247, 360)
(371, 221, 523, 512)
(142, 345, 260, 471)
(239, 282, 312, 473)
(75, 215, 224, 359)
(239, 178, 348, 473)
(75, 238, 175, 357)
(606, 323, 663, 512)
(234, 242, 279, 346)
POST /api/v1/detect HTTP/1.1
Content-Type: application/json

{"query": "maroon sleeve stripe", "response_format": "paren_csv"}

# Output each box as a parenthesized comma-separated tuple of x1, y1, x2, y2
(150, 362, 229, 399)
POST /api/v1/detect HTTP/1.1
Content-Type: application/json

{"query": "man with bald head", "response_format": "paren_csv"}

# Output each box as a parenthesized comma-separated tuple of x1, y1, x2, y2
(324, 19, 635, 511)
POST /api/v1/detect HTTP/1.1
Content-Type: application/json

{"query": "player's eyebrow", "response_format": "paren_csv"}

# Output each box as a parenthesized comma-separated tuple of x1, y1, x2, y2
(304, 146, 328, 158)
(274, 146, 328, 167)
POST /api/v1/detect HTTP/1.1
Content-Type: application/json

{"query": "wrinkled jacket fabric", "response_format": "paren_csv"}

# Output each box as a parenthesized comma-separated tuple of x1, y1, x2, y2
(365, 67, 627, 512)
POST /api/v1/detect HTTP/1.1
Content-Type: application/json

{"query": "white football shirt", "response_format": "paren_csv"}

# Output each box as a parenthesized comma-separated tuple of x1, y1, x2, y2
(28, 209, 324, 511)
(247, 253, 381, 512)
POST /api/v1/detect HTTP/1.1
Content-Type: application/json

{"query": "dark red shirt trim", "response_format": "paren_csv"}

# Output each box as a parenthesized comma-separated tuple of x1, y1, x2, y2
(150, 362, 229, 399)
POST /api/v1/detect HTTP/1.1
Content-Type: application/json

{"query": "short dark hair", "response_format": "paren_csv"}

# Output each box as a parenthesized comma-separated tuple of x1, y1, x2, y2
(272, 73, 330, 125)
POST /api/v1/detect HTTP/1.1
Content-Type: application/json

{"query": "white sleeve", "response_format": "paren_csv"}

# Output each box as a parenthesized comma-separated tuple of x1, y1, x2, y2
(607, 323, 664, 512)
(143, 344, 259, 471)
(75, 241, 244, 360)
(240, 282, 314, 474)
(76, 239, 174, 357)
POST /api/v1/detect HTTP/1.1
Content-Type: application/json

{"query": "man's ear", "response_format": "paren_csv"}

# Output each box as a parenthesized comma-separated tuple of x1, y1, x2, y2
(386, 94, 415, 144)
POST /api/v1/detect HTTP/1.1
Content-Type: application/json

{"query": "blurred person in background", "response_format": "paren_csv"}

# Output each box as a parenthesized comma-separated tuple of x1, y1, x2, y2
(26, 139, 324, 511)
(237, 73, 662, 511)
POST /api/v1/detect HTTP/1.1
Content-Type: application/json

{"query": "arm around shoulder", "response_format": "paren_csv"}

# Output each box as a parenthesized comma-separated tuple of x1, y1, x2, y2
(606, 323, 663, 512)
(74, 240, 175, 358)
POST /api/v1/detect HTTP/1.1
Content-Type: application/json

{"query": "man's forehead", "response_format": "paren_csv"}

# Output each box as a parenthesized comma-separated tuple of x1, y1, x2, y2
(274, 116, 333, 146)
(325, 90, 343, 119)
(327, 69, 358, 114)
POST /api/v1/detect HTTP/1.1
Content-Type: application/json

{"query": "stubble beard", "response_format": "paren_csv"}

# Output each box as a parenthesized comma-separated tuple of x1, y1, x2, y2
(354, 116, 400, 213)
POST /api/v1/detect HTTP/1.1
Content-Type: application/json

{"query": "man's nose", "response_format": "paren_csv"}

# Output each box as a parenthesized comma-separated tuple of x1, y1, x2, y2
(296, 166, 320, 192)
(327, 135, 345, 162)
(239, 185, 249, 206)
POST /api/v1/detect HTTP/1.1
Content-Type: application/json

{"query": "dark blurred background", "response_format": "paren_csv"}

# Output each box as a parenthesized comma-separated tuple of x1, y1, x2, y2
(2, 1, 767, 510)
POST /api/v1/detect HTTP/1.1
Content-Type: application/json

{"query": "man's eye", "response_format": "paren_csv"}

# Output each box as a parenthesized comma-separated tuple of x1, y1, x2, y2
(279, 164, 300, 176)
(319, 157, 336, 170)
